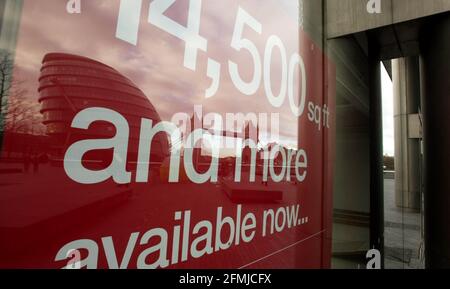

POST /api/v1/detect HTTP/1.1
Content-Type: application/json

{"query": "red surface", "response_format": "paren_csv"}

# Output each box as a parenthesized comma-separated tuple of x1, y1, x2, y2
(0, 0, 335, 269)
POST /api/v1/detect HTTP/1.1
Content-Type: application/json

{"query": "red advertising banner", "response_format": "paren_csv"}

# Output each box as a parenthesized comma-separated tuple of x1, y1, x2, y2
(0, 0, 335, 269)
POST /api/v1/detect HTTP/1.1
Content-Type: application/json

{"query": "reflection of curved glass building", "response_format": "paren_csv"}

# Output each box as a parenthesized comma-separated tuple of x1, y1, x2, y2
(38, 53, 168, 163)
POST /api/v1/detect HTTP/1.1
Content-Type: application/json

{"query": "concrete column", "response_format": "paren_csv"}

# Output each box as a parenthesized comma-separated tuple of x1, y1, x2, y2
(420, 14, 450, 269)
(392, 57, 421, 211)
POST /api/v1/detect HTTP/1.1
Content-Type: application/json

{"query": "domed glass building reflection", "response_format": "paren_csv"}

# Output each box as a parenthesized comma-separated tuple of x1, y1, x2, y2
(38, 53, 168, 167)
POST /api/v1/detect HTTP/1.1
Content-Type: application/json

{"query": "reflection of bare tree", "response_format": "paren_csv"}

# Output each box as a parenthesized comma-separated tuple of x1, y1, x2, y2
(3, 85, 41, 133)
(0, 51, 14, 112)
(0, 51, 44, 135)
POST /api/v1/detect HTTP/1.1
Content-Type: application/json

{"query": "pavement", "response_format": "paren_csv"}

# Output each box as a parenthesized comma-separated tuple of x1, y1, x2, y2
(332, 178, 424, 269)
(384, 178, 424, 269)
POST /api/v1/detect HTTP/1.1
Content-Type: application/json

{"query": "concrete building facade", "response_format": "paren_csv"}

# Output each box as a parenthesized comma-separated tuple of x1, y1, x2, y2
(323, 0, 450, 268)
